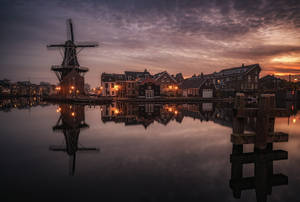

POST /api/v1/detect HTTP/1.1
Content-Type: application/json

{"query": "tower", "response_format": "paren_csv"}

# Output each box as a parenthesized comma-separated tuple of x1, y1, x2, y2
(47, 19, 98, 96)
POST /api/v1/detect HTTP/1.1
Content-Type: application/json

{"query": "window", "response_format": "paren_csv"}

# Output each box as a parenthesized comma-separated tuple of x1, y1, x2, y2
(111, 83, 114, 88)
(112, 91, 114, 95)
(248, 75, 251, 81)
(105, 83, 108, 88)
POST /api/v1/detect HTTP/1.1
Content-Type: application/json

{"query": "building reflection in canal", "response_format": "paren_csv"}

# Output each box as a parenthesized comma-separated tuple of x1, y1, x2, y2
(100, 101, 236, 128)
(50, 104, 99, 176)
(30, 98, 298, 201)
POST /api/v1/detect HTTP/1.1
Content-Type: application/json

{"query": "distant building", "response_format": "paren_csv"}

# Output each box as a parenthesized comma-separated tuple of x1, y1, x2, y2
(0, 79, 11, 95)
(259, 75, 286, 90)
(175, 73, 184, 83)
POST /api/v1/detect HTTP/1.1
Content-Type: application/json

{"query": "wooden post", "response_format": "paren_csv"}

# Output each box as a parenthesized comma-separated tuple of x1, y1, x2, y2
(233, 93, 245, 135)
(256, 94, 275, 150)
(234, 93, 245, 110)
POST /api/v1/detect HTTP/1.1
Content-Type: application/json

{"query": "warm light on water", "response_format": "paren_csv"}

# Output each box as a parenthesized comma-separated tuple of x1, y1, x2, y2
(0, 102, 300, 201)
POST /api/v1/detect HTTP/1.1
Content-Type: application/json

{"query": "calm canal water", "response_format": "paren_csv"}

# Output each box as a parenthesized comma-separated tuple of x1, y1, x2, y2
(0, 99, 299, 202)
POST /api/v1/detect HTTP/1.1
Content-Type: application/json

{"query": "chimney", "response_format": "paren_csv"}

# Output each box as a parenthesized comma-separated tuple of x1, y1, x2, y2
(242, 63, 244, 68)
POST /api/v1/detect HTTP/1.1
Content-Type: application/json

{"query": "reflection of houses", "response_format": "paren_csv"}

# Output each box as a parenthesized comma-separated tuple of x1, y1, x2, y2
(50, 104, 99, 176)
(229, 94, 288, 202)
(181, 77, 215, 98)
(0, 97, 48, 112)
(101, 102, 182, 128)
(181, 103, 216, 121)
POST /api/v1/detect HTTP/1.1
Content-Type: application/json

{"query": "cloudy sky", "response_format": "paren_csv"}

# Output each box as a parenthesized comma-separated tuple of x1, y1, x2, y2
(1, 0, 300, 86)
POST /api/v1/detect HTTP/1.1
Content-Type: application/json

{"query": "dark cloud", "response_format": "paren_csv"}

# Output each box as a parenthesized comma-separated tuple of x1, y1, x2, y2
(0, 0, 300, 85)
(222, 45, 300, 59)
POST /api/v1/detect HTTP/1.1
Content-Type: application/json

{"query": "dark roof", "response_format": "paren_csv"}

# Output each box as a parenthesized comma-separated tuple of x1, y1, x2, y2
(139, 77, 159, 85)
(196, 64, 261, 80)
(124, 69, 151, 80)
(260, 75, 283, 82)
(175, 73, 184, 83)
(180, 78, 207, 89)
(101, 73, 126, 82)
(217, 64, 260, 76)
(153, 71, 178, 83)
(0, 79, 11, 87)
(17, 81, 32, 86)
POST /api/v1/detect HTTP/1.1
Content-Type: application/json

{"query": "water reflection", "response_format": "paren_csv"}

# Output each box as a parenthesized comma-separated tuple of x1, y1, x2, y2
(1, 97, 298, 201)
(100, 102, 237, 128)
(50, 104, 99, 176)
(0, 97, 48, 111)
(230, 95, 289, 202)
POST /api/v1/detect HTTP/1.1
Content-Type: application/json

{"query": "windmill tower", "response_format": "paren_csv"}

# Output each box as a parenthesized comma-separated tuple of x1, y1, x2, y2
(47, 19, 98, 96)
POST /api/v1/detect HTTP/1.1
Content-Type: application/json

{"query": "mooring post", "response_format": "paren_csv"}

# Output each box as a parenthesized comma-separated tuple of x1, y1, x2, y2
(233, 93, 245, 134)
(255, 94, 275, 149)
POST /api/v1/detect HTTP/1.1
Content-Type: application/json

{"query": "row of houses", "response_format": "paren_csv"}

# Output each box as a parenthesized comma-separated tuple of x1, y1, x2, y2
(100, 64, 262, 98)
(0, 79, 56, 97)
(101, 69, 184, 98)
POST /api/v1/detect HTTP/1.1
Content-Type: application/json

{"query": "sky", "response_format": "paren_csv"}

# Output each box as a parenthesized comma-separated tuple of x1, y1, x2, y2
(1, 0, 300, 87)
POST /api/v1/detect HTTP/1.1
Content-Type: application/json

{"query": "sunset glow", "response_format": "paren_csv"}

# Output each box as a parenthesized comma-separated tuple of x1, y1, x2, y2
(1, 0, 300, 86)
(271, 56, 300, 63)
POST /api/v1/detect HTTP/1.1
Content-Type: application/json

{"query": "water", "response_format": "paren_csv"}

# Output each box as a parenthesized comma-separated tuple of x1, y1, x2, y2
(0, 99, 299, 202)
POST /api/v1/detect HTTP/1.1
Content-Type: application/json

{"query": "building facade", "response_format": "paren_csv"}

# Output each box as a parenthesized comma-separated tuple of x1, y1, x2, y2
(153, 71, 179, 97)
(138, 78, 160, 98)
(210, 64, 261, 92)
(181, 77, 215, 98)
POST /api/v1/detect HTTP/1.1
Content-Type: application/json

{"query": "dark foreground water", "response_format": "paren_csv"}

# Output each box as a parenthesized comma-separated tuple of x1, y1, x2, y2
(0, 100, 299, 202)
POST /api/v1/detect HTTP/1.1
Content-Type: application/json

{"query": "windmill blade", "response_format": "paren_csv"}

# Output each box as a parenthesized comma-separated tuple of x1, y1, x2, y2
(76, 44, 98, 47)
(68, 19, 74, 42)
(49, 145, 66, 151)
(47, 44, 65, 48)
(76, 41, 99, 47)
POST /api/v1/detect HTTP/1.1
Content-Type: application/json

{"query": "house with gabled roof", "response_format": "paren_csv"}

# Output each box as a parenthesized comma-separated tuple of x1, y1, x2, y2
(153, 71, 180, 97)
(101, 73, 126, 97)
(210, 64, 261, 92)
(137, 77, 160, 98)
(180, 77, 215, 98)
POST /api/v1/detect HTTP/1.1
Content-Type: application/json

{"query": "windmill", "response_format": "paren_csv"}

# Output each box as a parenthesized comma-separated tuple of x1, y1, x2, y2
(47, 19, 98, 96)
